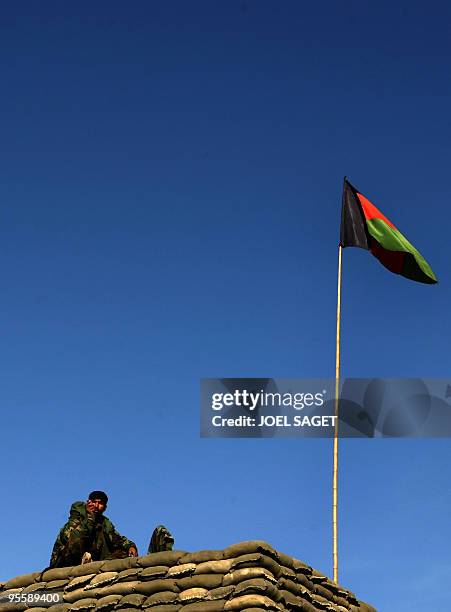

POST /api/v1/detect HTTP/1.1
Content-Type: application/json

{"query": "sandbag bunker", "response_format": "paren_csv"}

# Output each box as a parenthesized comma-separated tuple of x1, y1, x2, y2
(0, 541, 376, 612)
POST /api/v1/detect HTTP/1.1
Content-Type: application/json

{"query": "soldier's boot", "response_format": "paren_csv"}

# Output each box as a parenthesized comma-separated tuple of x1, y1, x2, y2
(147, 525, 174, 554)
(81, 552, 92, 564)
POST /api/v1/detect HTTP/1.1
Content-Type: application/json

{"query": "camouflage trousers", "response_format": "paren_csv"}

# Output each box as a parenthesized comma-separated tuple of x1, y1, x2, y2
(147, 525, 174, 554)
(53, 533, 129, 567)
(55, 525, 174, 567)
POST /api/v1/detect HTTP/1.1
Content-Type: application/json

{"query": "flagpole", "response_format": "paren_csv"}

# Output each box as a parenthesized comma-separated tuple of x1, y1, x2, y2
(333, 244, 342, 584)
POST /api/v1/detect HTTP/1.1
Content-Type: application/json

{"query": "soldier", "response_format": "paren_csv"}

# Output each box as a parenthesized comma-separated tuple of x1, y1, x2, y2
(50, 491, 175, 567)
(50, 490, 138, 567)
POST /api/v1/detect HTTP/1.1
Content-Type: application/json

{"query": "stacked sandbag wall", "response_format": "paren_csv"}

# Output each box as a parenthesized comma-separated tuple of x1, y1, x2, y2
(0, 541, 376, 612)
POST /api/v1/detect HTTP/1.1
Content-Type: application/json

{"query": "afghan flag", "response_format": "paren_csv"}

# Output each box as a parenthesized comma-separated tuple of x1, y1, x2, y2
(340, 178, 437, 284)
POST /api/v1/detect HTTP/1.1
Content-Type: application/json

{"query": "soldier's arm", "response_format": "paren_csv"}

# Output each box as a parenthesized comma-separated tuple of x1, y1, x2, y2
(109, 522, 138, 555)
(49, 514, 96, 567)
(59, 513, 97, 543)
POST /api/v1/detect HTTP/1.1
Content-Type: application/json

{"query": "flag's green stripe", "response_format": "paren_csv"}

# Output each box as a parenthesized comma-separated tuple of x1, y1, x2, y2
(366, 218, 437, 282)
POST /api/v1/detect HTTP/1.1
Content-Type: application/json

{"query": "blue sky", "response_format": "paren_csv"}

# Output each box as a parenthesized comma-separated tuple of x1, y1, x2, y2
(1, 2, 450, 610)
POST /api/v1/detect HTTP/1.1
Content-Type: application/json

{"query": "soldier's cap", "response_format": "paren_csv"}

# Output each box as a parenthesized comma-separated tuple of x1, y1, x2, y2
(88, 490, 108, 504)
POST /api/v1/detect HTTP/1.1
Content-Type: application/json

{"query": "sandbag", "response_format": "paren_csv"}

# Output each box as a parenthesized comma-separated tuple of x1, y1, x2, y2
(175, 575, 223, 591)
(41, 568, 74, 582)
(63, 589, 87, 604)
(138, 552, 186, 568)
(67, 597, 97, 612)
(4, 574, 40, 590)
(95, 595, 121, 612)
(94, 582, 140, 598)
(40, 603, 68, 612)
(194, 560, 234, 575)
(311, 592, 336, 610)
(278, 565, 296, 580)
(44, 579, 68, 590)
(315, 584, 335, 601)
(134, 579, 179, 597)
(278, 576, 313, 599)
(116, 569, 140, 583)
(84, 573, 118, 589)
(70, 563, 105, 578)
(224, 595, 280, 611)
(230, 556, 281, 580)
(179, 551, 224, 564)
(114, 594, 145, 609)
(292, 560, 312, 575)
(142, 591, 178, 607)
(223, 569, 276, 587)
(178, 588, 209, 603)
(99, 558, 138, 573)
(181, 601, 225, 612)
(352, 604, 377, 612)
(277, 552, 295, 570)
(223, 543, 278, 562)
(278, 592, 317, 612)
(143, 606, 180, 612)
(294, 573, 315, 592)
(208, 586, 236, 601)
(65, 575, 95, 592)
(167, 565, 197, 578)
(234, 578, 278, 601)
(310, 570, 327, 583)
(0, 596, 27, 612)
(333, 594, 351, 609)
(22, 585, 49, 594)
(140, 567, 169, 581)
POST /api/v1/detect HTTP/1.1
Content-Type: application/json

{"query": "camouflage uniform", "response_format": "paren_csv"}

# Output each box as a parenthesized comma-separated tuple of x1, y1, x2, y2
(50, 501, 137, 568)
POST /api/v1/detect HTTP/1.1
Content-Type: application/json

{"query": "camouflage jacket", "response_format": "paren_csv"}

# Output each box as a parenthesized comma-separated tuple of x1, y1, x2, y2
(50, 501, 137, 567)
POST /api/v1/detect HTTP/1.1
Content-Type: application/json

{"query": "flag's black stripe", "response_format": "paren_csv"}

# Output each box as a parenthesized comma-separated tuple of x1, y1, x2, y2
(340, 178, 370, 250)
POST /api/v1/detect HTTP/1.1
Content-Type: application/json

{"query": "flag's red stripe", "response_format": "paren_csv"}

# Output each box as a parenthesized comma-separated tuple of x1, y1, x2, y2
(356, 192, 397, 230)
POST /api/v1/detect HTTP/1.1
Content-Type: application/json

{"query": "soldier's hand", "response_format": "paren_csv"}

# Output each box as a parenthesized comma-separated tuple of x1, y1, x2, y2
(128, 546, 138, 557)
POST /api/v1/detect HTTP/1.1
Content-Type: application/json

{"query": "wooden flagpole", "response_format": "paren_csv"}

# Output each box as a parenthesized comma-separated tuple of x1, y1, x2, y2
(333, 244, 343, 584)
